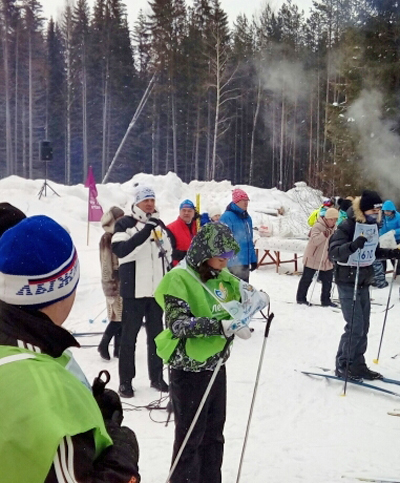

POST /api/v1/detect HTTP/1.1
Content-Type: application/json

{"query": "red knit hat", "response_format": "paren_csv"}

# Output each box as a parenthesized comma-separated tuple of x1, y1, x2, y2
(232, 189, 249, 204)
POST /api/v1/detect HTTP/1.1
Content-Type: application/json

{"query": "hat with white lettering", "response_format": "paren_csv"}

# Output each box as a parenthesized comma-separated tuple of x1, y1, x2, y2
(132, 183, 155, 205)
(0, 215, 80, 308)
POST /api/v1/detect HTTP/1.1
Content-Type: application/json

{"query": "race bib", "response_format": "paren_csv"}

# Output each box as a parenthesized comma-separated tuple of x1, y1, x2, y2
(224, 280, 269, 323)
(347, 222, 379, 267)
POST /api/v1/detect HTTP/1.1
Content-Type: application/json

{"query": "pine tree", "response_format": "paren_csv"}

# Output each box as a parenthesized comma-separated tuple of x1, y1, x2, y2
(72, 0, 91, 181)
(46, 18, 65, 183)
(21, 0, 46, 179)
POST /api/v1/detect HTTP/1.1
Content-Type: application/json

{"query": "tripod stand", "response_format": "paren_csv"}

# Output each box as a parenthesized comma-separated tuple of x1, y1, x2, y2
(38, 162, 60, 200)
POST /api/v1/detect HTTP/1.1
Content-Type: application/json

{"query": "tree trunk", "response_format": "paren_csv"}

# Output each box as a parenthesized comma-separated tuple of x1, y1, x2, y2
(171, 85, 178, 174)
(249, 78, 262, 185)
(292, 91, 298, 186)
(14, 29, 19, 175)
(194, 101, 200, 180)
(308, 88, 313, 185)
(323, 50, 330, 162)
(272, 100, 276, 186)
(2, 7, 12, 175)
(65, 12, 73, 185)
(279, 93, 285, 190)
(82, 54, 88, 181)
(28, 34, 33, 179)
(101, 68, 109, 180)
(22, 94, 27, 178)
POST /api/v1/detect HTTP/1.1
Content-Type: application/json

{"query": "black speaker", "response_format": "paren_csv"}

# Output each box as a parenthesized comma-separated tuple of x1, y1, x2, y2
(40, 141, 53, 161)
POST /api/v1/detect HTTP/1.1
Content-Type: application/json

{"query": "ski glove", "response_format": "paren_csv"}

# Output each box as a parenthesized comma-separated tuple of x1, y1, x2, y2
(221, 319, 252, 339)
(146, 217, 160, 228)
(350, 235, 367, 252)
(250, 262, 258, 272)
(92, 370, 124, 426)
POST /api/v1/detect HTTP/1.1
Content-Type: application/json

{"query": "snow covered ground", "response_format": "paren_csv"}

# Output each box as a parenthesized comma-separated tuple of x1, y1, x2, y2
(1, 173, 400, 483)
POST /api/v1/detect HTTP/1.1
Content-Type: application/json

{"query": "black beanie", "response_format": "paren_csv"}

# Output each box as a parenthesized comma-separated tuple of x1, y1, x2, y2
(0, 202, 26, 237)
(359, 190, 382, 212)
(339, 199, 352, 212)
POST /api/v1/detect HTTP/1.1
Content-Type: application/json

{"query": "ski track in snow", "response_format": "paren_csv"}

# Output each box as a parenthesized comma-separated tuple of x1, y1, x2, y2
(1, 174, 400, 482)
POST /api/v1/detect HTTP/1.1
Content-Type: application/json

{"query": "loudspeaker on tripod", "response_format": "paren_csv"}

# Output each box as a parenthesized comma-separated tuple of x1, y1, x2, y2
(40, 141, 53, 161)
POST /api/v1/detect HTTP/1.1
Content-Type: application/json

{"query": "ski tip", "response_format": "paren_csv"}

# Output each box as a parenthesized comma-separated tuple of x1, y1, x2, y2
(373, 359, 379, 364)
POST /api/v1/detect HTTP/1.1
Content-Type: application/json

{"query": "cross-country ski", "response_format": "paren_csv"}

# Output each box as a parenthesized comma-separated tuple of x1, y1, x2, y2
(301, 370, 400, 398)
(342, 476, 400, 482)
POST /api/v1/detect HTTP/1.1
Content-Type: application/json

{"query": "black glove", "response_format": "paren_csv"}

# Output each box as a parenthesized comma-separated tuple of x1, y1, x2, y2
(250, 262, 258, 272)
(350, 235, 366, 253)
(105, 420, 140, 469)
(92, 370, 123, 426)
(146, 217, 160, 228)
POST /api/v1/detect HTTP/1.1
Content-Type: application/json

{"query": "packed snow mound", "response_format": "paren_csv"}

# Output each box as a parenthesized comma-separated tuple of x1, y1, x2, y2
(0, 172, 324, 239)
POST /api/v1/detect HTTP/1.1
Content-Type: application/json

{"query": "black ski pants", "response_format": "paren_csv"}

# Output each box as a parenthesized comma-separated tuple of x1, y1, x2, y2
(336, 283, 370, 370)
(169, 366, 226, 483)
(119, 297, 164, 385)
(296, 266, 333, 305)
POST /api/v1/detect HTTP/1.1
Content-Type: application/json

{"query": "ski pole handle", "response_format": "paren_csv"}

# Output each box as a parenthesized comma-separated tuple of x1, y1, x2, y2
(261, 311, 274, 338)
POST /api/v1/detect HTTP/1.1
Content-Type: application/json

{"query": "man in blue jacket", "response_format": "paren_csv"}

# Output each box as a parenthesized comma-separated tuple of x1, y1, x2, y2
(220, 188, 257, 282)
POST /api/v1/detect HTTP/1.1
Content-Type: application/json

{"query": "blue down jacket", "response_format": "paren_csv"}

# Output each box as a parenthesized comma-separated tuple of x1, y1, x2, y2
(380, 200, 400, 243)
(220, 202, 257, 267)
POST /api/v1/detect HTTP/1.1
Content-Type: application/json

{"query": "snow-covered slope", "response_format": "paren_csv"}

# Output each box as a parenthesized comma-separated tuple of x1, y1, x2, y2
(1, 173, 400, 483)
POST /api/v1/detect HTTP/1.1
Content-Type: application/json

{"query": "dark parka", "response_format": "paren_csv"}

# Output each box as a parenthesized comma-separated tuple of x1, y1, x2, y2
(329, 197, 399, 286)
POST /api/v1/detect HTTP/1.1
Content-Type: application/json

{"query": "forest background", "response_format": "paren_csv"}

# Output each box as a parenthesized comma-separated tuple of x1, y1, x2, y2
(0, 0, 399, 200)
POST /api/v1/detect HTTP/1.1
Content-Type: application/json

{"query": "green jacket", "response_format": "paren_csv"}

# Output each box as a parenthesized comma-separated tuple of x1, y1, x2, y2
(0, 345, 112, 482)
(155, 265, 241, 368)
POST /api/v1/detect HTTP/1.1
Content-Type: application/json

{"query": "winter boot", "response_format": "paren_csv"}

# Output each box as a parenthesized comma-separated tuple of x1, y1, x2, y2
(297, 300, 312, 306)
(119, 382, 134, 398)
(97, 333, 112, 361)
(150, 379, 169, 392)
(98, 321, 119, 361)
(321, 301, 338, 308)
(349, 364, 383, 381)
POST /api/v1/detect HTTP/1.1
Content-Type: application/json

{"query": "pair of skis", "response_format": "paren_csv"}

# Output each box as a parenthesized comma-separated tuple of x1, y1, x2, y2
(301, 368, 400, 398)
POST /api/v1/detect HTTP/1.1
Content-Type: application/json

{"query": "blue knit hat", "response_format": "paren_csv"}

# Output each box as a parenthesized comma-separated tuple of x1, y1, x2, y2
(179, 199, 195, 210)
(0, 215, 80, 308)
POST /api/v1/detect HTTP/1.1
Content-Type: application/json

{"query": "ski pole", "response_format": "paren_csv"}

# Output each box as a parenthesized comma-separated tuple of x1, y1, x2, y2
(88, 307, 107, 324)
(373, 259, 398, 364)
(342, 252, 361, 397)
(235, 311, 274, 483)
(164, 337, 233, 483)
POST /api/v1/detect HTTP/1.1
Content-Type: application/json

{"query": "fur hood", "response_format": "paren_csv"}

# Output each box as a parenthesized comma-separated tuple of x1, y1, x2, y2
(101, 207, 124, 234)
(352, 197, 366, 223)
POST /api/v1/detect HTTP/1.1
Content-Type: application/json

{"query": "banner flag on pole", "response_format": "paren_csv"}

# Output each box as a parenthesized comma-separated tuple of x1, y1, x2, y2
(85, 166, 103, 222)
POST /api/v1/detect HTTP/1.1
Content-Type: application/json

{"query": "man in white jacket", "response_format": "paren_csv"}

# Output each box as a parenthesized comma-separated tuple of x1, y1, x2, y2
(112, 184, 172, 398)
